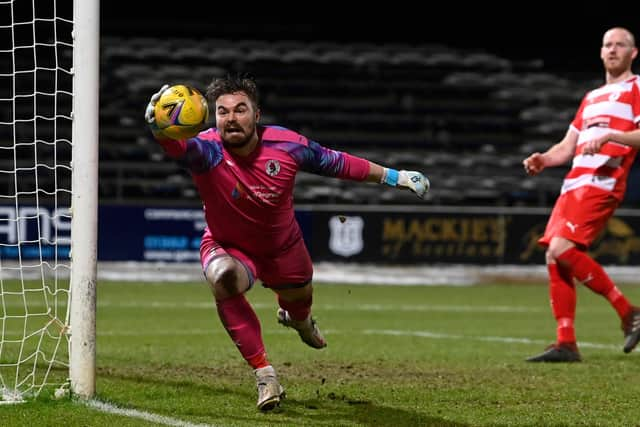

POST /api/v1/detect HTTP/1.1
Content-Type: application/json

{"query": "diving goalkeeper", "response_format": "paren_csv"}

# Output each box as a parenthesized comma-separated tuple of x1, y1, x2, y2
(145, 75, 430, 411)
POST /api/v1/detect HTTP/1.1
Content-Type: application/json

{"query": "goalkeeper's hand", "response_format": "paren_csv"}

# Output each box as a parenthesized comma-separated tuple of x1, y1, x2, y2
(144, 84, 169, 133)
(398, 170, 430, 199)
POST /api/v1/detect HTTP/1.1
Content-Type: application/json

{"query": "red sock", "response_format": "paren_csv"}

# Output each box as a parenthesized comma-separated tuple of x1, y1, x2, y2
(548, 263, 576, 344)
(216, 293, 269, 369)
(557, 247, 632, 319)
(277, 295, 312, 321)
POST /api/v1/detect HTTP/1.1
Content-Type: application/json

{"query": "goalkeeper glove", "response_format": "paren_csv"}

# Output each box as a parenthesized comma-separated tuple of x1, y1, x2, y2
(144, 84, 169, 134)
(382, 168, 430, 199)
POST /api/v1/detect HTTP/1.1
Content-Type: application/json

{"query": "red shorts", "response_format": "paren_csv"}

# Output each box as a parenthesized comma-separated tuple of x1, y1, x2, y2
(199, 227, 313, 289)
(538, 187, 619, 249)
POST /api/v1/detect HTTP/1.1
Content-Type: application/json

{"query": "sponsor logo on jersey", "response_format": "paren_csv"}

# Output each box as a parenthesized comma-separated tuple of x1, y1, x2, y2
(584, 116, 610, 129)
(231, 181, 248, 199)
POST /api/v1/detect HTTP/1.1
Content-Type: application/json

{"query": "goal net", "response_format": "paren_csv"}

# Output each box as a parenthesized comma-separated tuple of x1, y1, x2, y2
(0, 0, 97, 402)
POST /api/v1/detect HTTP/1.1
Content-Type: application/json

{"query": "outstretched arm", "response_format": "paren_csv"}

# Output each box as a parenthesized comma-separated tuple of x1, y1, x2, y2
(296, 141, 430, 199)
(523, 129, 577, 176)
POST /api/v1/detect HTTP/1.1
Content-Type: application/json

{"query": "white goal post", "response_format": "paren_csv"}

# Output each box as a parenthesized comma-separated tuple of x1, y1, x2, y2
(69, 0, 99, 400)
(0, 0, 98, 402)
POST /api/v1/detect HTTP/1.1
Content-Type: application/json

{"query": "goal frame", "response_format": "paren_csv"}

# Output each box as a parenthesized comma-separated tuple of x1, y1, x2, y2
(69, 0, 99, 399)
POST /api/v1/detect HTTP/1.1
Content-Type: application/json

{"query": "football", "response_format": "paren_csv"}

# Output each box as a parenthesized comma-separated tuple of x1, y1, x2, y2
(154, 84, 209, 139)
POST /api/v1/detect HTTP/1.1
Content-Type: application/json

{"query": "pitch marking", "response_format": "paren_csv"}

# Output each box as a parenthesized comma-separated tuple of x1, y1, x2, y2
(83, 399, 221, 427)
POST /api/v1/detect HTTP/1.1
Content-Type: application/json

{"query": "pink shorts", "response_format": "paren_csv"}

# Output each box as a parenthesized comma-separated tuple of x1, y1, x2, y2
(199, 227, 313, 289)
(538, 187, 619, 249)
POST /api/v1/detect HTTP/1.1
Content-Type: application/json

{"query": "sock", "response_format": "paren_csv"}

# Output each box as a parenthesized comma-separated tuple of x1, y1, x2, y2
(216, 293, 269, 369)
(548, 263, 576, 344)
(557, 247, 632, 319)
(277, 295, 312, 321)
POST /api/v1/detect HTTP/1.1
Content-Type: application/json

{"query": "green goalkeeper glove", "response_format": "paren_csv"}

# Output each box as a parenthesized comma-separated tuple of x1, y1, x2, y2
(382, 168, 430, 199)
(144, 84, 169, 134)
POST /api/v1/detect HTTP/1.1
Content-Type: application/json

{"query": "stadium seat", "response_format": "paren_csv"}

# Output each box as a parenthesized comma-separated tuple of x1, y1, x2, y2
(96, 36, 597, 207)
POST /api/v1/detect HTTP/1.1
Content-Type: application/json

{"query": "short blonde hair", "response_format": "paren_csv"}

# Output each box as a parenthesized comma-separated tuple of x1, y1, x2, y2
(604, 27, 636, 47)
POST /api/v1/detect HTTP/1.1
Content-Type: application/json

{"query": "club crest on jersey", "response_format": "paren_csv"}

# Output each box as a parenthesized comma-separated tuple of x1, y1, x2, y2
(265, 159, 280, 177)
(609, 91, 621, 102)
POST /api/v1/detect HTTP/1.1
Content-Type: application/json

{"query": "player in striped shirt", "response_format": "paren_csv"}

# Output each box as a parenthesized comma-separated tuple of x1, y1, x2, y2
(145, 75, 429, 409)
(523, 27, 640, 362)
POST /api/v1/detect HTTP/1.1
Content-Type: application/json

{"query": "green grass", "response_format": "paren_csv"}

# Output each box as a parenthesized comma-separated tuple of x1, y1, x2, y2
(2, 279, 640, 426)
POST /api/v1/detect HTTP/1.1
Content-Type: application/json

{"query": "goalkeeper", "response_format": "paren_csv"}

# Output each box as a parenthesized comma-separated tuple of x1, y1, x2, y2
(145, 75, 429, 411)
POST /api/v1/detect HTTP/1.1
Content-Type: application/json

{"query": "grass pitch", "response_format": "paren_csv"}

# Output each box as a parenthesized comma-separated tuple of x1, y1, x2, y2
(2, 279, 640, 426)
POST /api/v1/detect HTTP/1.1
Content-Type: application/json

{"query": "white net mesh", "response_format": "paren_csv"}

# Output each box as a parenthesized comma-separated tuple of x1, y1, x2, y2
(0, 0, 74, 402)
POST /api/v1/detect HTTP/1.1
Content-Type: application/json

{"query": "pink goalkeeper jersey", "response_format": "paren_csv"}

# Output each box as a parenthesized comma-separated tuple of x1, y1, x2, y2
(157, 125, 370, 256)
(565, 75, 640, 200)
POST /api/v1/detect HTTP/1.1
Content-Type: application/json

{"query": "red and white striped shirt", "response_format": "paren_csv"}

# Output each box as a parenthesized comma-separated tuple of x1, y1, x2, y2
(563, 75, 640, 200)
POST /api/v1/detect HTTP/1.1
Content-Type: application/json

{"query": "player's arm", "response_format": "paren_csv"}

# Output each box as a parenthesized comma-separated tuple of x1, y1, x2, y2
(523, 128, 577, 176)
(582, 129, 640, 153)
(610, 128, 640, 147)
(295, 140, 429, 199)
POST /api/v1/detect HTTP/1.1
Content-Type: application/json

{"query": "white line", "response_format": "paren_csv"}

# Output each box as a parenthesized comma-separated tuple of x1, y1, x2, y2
(365, 329, 619, 350)
(94, 261, 640, 285)
(93, 301, 545, 313)
(83, 399, 221, 427)
(3, 298, 608, 315)
(323, 303, 544, 313)
(91, 327, 621, 351)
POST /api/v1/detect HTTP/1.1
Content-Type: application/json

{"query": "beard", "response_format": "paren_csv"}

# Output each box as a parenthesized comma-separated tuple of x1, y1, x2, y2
(222, 133, 252, 148)
(221, 123, 257, 148)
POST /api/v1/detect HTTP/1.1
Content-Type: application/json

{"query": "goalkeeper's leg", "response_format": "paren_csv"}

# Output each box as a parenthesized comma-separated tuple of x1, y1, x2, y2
(201, 235, 284, 410)
(207, 257, 286, 410)
(259, 238, 326, 349)
(275, 285, 327, 349)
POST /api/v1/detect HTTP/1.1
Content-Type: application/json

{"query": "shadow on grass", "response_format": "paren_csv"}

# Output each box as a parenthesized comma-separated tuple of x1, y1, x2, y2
(97, 365, 470, 426)
(281, 394, 470, 427)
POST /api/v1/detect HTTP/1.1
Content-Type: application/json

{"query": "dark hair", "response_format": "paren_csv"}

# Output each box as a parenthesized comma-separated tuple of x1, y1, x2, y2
(206, 74, 259, 110)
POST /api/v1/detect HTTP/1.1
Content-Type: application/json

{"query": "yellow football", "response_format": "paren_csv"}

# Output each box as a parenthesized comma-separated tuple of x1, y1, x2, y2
(154, 84, 209, 139)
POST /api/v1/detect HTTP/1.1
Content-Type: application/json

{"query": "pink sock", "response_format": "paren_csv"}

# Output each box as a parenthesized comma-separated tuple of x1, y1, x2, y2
(216, 293, 268, 369)
(277, 295, 312, 321)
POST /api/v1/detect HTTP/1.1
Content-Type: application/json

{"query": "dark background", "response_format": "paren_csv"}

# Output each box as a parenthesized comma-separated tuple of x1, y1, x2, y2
(92, 6, 640, 207)
(99, 7, 639, 73)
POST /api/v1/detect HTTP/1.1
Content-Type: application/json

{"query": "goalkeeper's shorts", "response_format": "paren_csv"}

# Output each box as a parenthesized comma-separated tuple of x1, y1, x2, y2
(200, 228, 313, 289)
